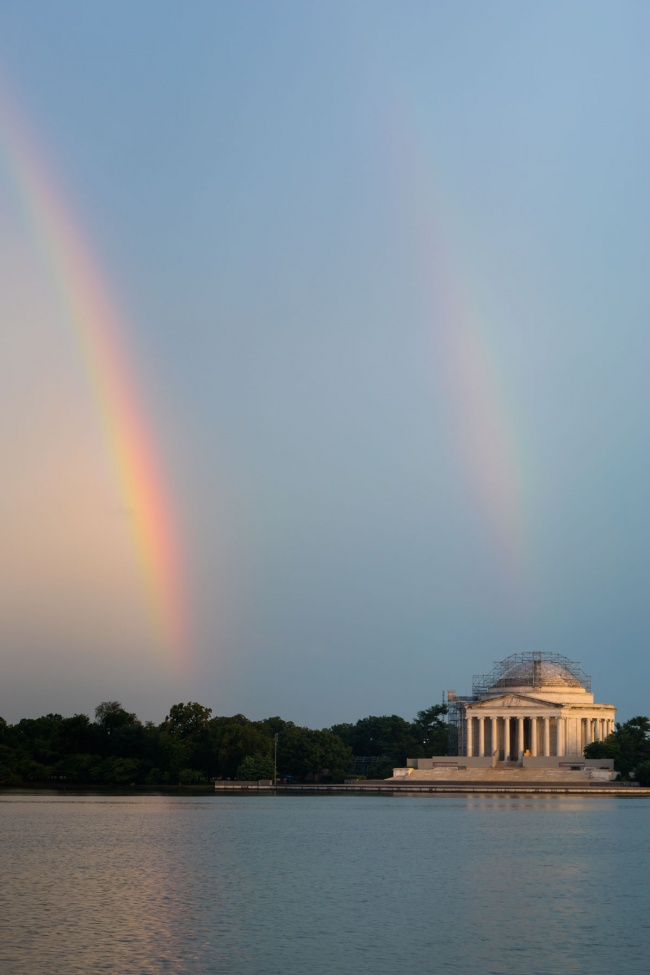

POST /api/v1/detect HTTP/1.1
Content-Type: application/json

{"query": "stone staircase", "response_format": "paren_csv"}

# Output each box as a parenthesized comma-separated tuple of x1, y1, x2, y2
(391, 766, 616, 783)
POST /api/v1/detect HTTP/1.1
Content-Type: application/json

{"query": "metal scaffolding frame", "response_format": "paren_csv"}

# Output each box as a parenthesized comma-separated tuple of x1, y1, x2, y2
(472, 651, 591, 697)
(444, 689, 474, 757)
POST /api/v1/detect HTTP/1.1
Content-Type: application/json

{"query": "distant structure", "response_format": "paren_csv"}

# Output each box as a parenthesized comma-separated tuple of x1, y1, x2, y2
(391, 652, 618, 783)
(446, 651, 616, 759)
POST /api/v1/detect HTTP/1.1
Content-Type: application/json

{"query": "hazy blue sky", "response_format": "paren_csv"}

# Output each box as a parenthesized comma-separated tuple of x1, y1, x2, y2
(1, 3, 649, 726)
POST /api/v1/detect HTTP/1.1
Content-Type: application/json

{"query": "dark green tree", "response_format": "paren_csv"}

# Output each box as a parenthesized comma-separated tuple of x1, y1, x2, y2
(94, 702, 145, 762)
(412, 705, 449, 756)
(12, 714, 65, 772)
(236, 754, 275, 781)
(585, 716, 650, 778)
(329, 714, 421, 768)
(254, 716, 295, 736)
(60, 713, 96, 754)
(210, 716, 273, 779)
(160, 702, 213, 780)
(280, 726, 352, 781)
(165, 702, 213, 737)
(636, 761, 650, 787)
(0, 743, 20, 785)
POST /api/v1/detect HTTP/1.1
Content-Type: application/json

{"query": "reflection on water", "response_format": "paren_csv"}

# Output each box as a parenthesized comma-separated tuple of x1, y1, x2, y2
(1, 793, 649, 975)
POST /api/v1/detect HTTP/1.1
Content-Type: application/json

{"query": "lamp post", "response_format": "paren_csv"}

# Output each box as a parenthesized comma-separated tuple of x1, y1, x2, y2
(273, 733, 278, 788)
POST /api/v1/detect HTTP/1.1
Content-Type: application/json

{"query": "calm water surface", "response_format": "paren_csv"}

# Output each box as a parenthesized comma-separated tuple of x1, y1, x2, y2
(1, 792, 648, 975)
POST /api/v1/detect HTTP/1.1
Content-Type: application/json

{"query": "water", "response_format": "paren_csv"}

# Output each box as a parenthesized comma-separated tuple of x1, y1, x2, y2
(2, 792, 648, 975)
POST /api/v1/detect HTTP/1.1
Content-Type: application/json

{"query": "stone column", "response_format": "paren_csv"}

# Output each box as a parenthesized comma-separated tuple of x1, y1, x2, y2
(479, 717, 485, 758)
(517, 717, 524, 758)
(544, 717, 550, 757)
(573, 717, 579, 754)
(585, 718, 593, 746)
(531, 716, 538, 756)
(466, 717, 473, 757)
(557, 717, 564, 757)
(504, 717, 511, 761)
(492, 717, 499, 759)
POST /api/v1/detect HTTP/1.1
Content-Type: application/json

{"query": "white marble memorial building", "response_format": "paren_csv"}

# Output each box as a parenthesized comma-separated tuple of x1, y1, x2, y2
(450, 652, 616, 760)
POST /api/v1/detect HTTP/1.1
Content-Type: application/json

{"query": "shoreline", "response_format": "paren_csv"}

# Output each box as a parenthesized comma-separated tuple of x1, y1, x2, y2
(3, 781, 649, 797)
(215, 780, 650, 797)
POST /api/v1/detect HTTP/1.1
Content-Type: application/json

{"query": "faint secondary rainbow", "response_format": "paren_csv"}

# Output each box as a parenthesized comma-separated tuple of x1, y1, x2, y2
(0, 91, 188, 666)
(429, 245, 528, 594)
(384, 103, 530, 603)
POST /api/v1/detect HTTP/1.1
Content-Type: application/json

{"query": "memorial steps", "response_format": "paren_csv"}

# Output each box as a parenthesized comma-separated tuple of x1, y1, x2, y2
(390, 766, 615, 783)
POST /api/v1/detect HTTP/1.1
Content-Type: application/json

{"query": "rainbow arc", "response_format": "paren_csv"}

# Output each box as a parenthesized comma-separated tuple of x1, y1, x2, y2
(0, 91, 187, 666)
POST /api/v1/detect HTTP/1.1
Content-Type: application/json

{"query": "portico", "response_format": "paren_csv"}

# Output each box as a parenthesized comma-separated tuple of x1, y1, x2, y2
(465, 697, 616, 760)
(452, 652, 616, 762)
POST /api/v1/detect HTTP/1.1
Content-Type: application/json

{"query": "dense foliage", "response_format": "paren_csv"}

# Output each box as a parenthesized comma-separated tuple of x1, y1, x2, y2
(0, 702, 448, 786)
(584, 716, 650, 780)
(329, 705, 449, 779)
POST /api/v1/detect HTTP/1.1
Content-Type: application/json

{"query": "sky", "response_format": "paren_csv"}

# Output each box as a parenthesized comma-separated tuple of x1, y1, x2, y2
(1, 2, 649, 727)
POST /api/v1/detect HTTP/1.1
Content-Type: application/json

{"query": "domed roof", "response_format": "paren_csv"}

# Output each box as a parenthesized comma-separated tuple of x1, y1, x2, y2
(472, 652, 592, 698)
(493, 659, 584, 689)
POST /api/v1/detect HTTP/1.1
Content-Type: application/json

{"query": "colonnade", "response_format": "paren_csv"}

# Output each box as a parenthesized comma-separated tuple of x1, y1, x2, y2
(465, 714, 616, 759)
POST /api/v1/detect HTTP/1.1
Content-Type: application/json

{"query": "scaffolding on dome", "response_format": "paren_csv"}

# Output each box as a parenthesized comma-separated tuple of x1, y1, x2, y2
(472, 651, 591, 697)
(444, 652, 592, 756)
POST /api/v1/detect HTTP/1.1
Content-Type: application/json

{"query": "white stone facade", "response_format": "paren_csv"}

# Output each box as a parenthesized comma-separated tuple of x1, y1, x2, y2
(461, 655, 615, 760)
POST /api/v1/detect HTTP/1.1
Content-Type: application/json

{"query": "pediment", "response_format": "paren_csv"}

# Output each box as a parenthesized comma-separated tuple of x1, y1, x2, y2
(468, 693, 561, 711)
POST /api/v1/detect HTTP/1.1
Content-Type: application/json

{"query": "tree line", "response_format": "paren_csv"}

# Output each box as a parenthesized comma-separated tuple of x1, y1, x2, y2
(3, 703, 646, 786)
(0, 701, 449, 786)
